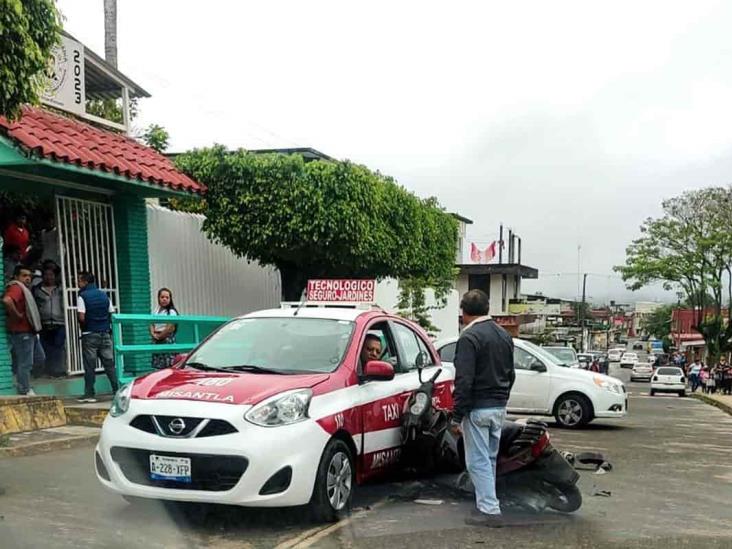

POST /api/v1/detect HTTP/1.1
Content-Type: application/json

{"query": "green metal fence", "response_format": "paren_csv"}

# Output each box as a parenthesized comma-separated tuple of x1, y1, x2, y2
(112, 313, 230, 385)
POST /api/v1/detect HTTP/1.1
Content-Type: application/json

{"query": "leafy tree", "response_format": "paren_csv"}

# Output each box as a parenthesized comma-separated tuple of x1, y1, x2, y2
(616, 187, 732, 361)
(641, 304, 673, 340)
(175, 147, 458, 301)
(0, 0, 61, 120)
(85, 97, 138, 124)
(140, 123, 169, 153)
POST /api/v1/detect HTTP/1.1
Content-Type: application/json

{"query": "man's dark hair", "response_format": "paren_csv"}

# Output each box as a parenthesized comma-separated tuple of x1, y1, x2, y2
(79, 271, 96, 284)
(13, 264, 31, 277)
(460, 289, 490, 316)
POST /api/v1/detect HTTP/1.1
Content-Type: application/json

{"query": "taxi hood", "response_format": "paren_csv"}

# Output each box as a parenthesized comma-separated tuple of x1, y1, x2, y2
(130, 367, 331, 406)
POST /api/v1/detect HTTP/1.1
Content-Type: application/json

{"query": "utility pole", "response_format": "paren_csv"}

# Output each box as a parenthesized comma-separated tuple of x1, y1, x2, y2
(580, 273, 588, 352)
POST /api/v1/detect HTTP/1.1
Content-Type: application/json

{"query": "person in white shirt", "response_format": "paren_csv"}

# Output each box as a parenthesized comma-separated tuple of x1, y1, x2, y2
(689, 360, 702, 393)
(150, 288, 179, 369)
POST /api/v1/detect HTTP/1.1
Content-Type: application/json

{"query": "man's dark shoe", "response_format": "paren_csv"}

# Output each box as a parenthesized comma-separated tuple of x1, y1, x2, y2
(465, 510, 505, 527)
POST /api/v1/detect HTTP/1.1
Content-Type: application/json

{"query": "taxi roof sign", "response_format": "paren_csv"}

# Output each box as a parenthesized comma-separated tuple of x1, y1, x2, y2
(306, 279, 376, 303)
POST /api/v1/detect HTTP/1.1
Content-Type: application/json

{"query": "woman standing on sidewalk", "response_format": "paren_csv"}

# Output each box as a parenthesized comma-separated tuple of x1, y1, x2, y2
(700, 366, 710, 394)
(719, 358, 732, 395)
(706, 366, 717, 394)
(150, 288, 179, 369)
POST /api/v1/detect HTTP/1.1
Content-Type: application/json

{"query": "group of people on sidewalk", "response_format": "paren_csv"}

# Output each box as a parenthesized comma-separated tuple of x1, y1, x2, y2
(687, 357, 732, 395)
(2, 261, 180, 399)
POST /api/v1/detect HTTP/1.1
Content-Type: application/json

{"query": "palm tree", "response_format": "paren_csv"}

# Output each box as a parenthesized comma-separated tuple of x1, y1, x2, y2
(104, 0, 117, 68)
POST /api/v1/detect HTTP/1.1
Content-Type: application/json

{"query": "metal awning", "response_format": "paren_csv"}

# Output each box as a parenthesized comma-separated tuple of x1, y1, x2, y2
(680, 340, 706, 349)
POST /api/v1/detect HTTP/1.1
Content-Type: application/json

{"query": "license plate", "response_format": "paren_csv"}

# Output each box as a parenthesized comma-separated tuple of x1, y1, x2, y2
(149, 454, 192, 483)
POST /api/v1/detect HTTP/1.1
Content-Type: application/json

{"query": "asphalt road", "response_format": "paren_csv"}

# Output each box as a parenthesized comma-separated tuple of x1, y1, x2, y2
(2, 353, 732, 548)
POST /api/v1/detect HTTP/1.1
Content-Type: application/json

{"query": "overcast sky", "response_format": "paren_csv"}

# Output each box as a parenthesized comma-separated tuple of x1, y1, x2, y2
(56, 0, 732, 304)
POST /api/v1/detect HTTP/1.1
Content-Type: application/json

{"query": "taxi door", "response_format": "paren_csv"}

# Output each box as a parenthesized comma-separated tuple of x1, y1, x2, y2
(356, 320, 423, 480)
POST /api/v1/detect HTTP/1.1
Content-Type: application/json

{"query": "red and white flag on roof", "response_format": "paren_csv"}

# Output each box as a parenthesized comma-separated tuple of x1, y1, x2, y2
(470, 241, 498, 264)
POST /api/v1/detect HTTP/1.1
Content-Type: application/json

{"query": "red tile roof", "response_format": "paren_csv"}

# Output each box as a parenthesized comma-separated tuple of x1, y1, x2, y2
(0, 106, 205, 195)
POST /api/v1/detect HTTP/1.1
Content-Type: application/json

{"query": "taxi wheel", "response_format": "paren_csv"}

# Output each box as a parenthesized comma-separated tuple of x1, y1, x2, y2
(310, 439, 354, 523)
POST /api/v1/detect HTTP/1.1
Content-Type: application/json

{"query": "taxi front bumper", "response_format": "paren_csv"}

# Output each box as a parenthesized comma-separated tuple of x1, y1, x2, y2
(95, 399, 330, 507)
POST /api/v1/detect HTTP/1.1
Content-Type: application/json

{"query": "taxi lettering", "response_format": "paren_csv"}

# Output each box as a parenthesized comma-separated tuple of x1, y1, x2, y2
(382, 402, 400, 422)
(370, 448, 401, 469)
(155, 389, 235, 403)
(191, 378, 233, 387)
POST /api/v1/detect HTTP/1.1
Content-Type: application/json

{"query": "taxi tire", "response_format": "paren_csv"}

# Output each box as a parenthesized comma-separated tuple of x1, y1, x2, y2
(309, 439, 354, 523)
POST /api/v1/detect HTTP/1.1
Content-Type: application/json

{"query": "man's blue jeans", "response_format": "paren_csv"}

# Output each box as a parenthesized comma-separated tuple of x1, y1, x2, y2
(462, 407, 506, 515)
(9, 333, 46, 395)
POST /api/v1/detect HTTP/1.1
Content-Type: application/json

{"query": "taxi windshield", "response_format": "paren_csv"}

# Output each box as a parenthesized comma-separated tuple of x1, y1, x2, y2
(185, 317, 355, 374)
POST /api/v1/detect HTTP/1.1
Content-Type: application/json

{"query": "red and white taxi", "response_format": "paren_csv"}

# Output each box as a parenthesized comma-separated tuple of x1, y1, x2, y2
(95, 298, 453, 521)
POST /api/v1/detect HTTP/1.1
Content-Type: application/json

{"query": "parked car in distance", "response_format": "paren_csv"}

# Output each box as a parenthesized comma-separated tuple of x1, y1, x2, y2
(435, 337, 627, 429)
(620, 352, 639, 368)
(651, 353, 670, 367)
(607, 350, 623, 362)
(630, 362, 654, 382)
(542, 346, 580, 368)
(632, 342, 643, 350)
(650, 366, 686, 397)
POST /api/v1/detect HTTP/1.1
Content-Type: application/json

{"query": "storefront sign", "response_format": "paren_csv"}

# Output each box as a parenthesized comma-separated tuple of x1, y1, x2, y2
(42, 35, 85, 116)
(307, 279, 376, 302)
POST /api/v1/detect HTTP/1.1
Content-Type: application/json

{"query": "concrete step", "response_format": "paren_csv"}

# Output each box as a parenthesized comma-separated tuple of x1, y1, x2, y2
(0, 425, 99, 458)
(0, 396, 67, 435)
(63, 398, 111, 427)
(63, 396, 112, 427)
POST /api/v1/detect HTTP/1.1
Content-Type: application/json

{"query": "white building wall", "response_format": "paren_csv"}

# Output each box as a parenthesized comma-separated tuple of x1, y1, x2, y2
(146, 205, 281, 317)
(376, 279, 459, 341)
(489, 276, 503, 316)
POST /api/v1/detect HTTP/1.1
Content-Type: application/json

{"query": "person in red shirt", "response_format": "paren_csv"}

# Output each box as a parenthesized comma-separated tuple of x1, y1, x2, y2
(3, 264, 45, 395)
(3, 214, 30, 261)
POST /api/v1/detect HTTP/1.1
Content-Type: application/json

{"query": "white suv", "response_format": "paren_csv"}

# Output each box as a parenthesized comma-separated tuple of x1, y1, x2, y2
(435, 337, 627, 428)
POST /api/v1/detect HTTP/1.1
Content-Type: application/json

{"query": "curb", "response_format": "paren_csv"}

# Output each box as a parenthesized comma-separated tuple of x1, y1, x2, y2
(691, 393, 732, 416)
(0, 428, 99, 458)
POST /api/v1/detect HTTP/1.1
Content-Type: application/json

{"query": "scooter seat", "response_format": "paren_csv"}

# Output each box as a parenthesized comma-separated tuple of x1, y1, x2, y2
(499, 421, 523, 454)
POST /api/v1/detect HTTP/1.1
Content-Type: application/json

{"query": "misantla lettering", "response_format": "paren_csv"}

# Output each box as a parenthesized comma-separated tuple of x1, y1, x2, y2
(154, 389, 235, 403)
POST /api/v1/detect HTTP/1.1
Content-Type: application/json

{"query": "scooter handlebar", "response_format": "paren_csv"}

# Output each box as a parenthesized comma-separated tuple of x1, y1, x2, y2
(428, 368, 442, 383)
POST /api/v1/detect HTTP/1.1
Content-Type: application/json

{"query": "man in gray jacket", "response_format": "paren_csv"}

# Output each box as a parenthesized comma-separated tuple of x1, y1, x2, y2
(450, 289, 515, 527)
(33, 265, 66, 377)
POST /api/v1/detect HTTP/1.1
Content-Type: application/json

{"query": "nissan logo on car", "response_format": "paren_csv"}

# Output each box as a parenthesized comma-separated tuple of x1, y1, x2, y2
(168, 418, 186, 435)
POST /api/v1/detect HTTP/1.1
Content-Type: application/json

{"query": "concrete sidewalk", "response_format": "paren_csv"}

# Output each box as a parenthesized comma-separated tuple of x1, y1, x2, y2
(692, 391, 732, 415)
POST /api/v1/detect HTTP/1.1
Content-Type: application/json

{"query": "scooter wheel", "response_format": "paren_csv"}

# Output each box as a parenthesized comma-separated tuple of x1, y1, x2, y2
(546, 483, 582, 513)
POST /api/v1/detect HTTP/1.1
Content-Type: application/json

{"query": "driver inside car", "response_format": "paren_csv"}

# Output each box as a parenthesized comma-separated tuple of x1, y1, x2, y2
(360, 334, 383, 366)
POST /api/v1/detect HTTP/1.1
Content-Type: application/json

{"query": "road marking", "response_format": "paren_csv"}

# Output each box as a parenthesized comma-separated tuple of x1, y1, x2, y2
(275, 499, 388, 549)
(275, 525, 328, 549)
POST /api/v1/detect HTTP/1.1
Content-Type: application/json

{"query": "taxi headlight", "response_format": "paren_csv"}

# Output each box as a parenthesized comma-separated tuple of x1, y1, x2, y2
(245, 389, 312, 427)
(110, 383, 133, 417)
(410, 392, 429, 415)
(593, 376, 622, 394)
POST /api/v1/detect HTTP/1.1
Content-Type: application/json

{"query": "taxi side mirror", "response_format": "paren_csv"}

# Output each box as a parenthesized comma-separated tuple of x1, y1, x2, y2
(363, 360, 395, 381)
(415, 351, 429, 370)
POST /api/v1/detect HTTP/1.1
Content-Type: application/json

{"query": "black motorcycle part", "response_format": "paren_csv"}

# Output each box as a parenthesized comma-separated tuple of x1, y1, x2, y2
(545, 483, 582, 512)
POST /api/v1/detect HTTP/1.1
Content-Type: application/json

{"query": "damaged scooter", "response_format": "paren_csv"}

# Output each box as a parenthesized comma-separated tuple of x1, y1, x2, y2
(400, 356, 582, 513)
